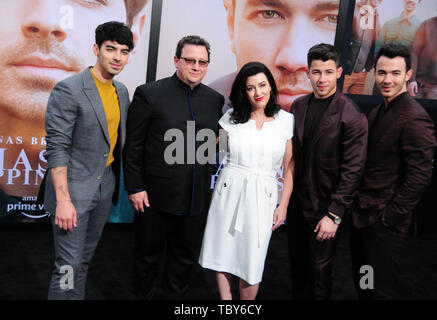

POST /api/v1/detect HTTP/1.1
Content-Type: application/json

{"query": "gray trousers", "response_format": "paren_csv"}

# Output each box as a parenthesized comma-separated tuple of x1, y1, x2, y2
(48, 165, 115, 300)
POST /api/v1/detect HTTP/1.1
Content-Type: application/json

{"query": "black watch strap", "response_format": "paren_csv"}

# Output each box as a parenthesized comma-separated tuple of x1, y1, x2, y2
(326, 212, 341, 224)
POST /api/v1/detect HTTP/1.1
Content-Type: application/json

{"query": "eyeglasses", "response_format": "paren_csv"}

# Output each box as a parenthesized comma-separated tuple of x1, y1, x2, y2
(180, 57, 209, 68)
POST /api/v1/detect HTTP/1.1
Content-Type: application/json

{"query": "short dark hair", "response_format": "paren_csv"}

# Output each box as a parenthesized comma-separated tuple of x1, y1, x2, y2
(95, 21, 134, 51)
(375, 43, 411, 71)
(307, 43, 340, 68)
(175, 35, 211, 62)
(124, 0, 149, 27)
(229, 62, 281, 124)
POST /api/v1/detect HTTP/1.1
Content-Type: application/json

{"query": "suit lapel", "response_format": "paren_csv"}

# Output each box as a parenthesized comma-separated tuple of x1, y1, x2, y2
(368, 103, 382, 128)
(294, 94, 312, 146)
(82, 68, 110, 145)
(367, 102, 383, 142)
(113, 81, 127, 146)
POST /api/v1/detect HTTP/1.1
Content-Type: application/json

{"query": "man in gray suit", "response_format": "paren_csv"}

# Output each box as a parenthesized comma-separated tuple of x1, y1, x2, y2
(44, 21, 133, 300)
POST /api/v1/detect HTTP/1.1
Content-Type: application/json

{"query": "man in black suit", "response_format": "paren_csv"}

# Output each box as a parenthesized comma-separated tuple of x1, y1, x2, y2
(288, 43, 368, 300)
(351, 44, 436, 299)
(123, 35, 224, 299)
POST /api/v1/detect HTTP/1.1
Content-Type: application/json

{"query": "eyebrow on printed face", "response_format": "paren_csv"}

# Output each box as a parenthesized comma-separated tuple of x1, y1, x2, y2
(244, 0, 340, 12)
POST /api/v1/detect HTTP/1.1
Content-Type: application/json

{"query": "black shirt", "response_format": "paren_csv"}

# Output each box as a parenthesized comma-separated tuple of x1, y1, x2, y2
(370, 92, 407, 140)
(299, 94, 334, 212)
(302, 94, 334, 172)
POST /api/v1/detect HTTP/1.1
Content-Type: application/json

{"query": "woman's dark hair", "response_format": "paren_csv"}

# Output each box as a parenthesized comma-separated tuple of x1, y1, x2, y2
(229, 61, 281, 124)
(95, 21, 134, 51)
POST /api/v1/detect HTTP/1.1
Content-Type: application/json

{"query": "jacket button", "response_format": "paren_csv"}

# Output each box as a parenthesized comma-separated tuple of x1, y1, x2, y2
(97, 175, 102, 180)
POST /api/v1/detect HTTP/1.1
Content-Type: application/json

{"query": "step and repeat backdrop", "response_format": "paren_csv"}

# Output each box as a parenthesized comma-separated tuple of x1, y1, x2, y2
(1, 0, 436, 231)
(0, 0, 152, 223)
(343, 0, 437, 98)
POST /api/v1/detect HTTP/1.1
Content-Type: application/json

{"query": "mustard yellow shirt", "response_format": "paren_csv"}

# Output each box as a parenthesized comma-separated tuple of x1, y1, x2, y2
(90, 68, 120, 167)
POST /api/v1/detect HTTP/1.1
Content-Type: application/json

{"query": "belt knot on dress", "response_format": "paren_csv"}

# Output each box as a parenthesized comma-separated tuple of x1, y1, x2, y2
(224, 163, 277, 248)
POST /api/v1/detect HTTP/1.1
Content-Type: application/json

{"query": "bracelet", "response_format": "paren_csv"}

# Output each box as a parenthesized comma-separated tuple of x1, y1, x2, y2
(56, 199, 72, 203)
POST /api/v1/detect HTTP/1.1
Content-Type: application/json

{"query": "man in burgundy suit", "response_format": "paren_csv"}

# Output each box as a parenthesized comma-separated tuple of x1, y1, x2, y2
(352, 44, 436, 299)
(288, 43, 368, 299)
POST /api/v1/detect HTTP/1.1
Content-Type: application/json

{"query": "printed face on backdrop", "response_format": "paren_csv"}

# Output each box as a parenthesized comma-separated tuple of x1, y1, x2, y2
(0, 0, 146, 197)
(224, 0, 340, 111)
(357, 0, 381, 6)
(369, 0, 383, 7)
(404, 0, 421, 13)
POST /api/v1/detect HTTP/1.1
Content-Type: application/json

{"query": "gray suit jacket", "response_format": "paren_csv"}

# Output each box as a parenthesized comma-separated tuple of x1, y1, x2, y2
(43, 68, 130, 215)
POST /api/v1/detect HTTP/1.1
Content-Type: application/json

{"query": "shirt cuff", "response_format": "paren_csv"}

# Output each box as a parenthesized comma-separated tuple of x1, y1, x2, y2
(328, 201, 346, 219)
(127, 188, 145, 195)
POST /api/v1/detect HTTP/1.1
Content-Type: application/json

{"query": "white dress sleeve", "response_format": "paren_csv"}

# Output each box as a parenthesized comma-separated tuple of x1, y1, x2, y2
(280, 110, 294, 140)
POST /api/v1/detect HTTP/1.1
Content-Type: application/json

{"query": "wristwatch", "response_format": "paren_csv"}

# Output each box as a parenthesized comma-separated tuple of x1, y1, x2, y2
(326, 212, 341, 225)
(381, 215, 391, 228)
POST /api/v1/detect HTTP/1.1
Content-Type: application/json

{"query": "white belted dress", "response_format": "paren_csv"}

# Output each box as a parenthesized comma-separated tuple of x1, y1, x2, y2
(199, 108, 294, 285)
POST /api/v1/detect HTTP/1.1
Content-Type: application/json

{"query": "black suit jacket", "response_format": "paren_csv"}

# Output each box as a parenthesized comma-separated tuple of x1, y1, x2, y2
(290, 90, 368, 221)
(123, 74, 224, 215)
(353, 92, 436, 233)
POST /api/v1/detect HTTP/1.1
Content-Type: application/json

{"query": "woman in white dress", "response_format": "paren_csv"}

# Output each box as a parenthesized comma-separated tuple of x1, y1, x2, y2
(199, 62, 295, 300)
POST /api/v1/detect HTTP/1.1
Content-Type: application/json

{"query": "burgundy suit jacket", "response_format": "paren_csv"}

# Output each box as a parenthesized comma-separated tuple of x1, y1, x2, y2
(352, 92, 436, 234)
(290, 90, 368, 221)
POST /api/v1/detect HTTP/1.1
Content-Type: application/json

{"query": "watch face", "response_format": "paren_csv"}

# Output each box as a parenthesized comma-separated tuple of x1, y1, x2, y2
(334, 217, 341, 224)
